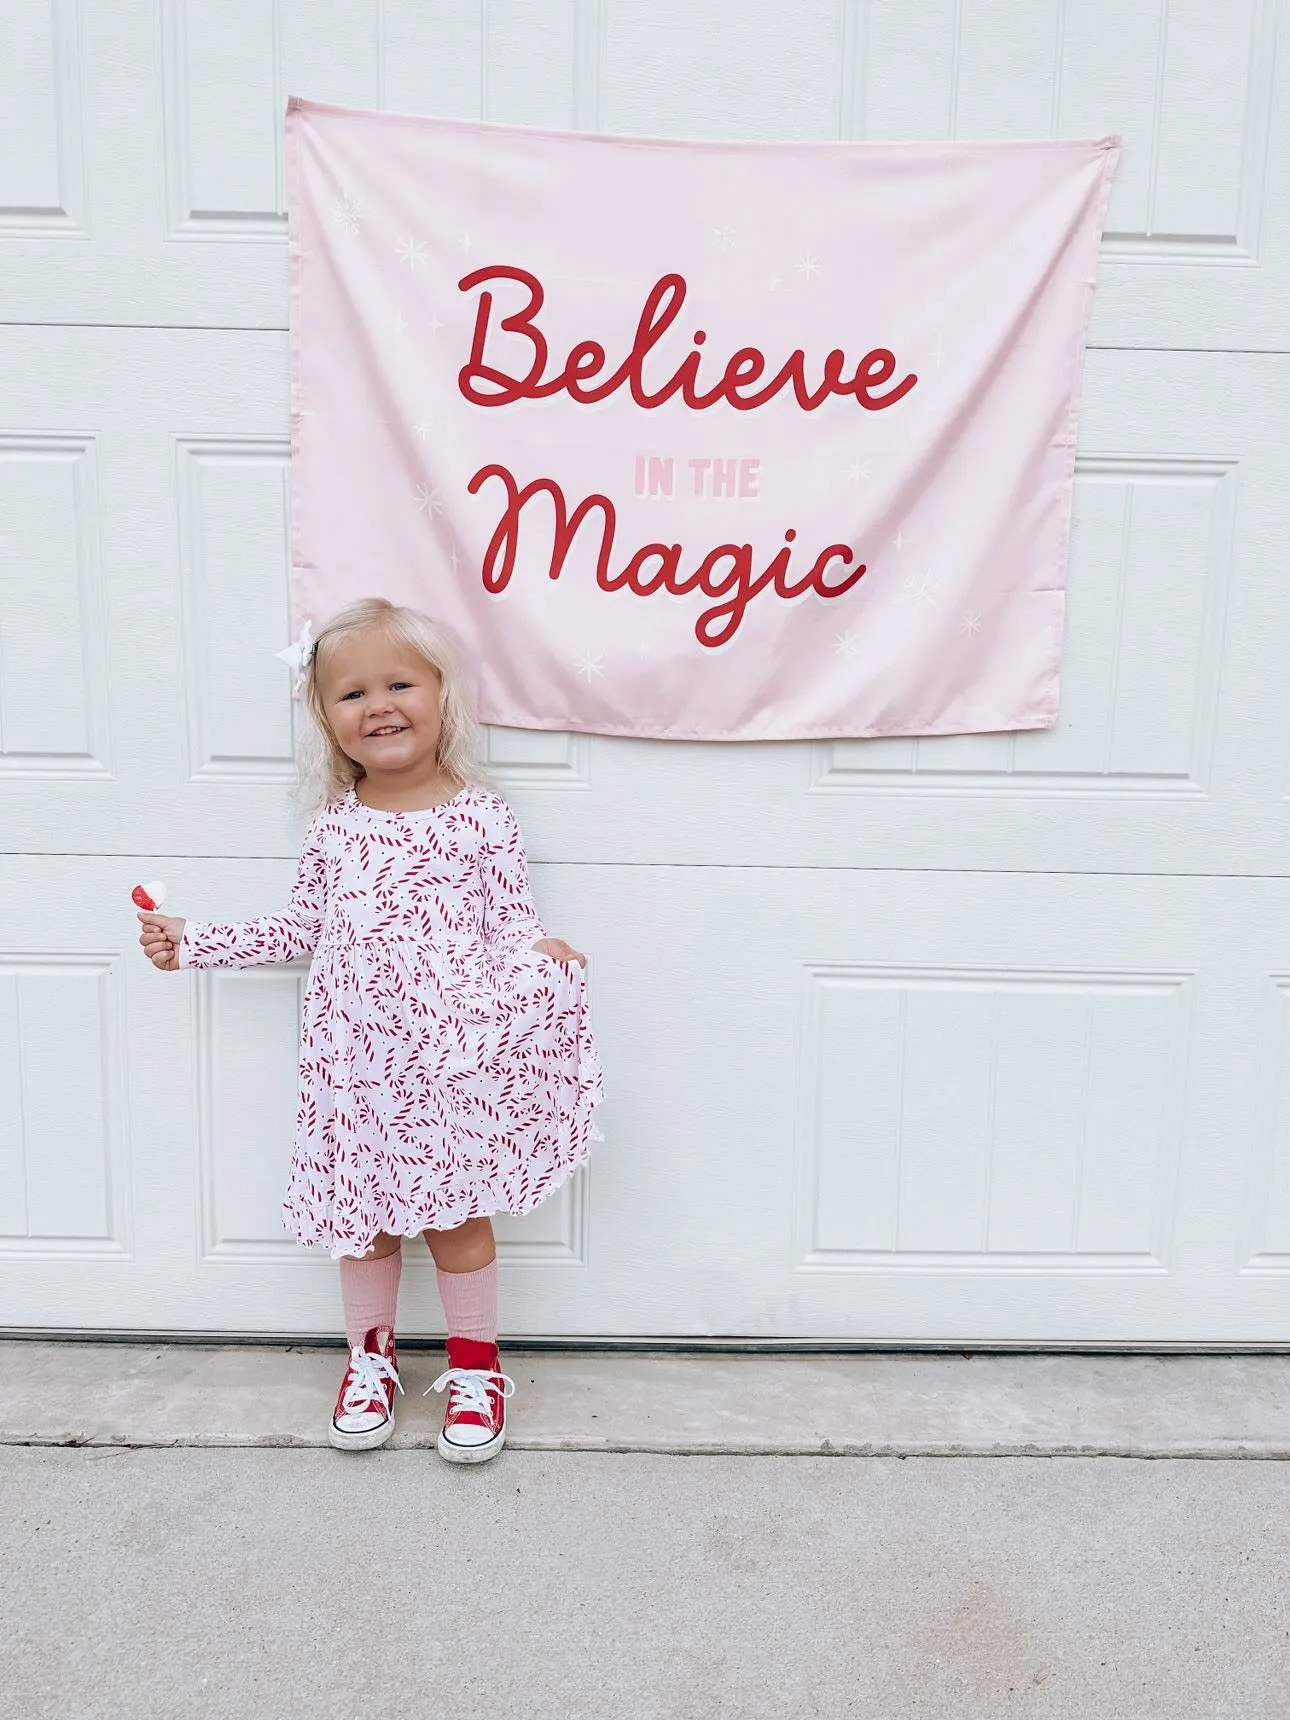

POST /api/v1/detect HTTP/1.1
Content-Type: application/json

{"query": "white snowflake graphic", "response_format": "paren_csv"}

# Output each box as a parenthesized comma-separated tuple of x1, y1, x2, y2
(396, 237, 428, 271)
(574, 650, 605, 682)
(898, 571, 944, 613)
(634, 640, 652, 660)
(711, 226, 738, 251)
(928, 330, 947, 369)
(329, 194, 364, 235)
(793, 253, 822, 283)
(449, 542, 460, 574)
(834, 630, 863, 660)
(847, 456, 873, 489)
(457, 231, 473, 252)
(414, 483, 443, 517)
(391, 311, 408, 337)
(890, 529, 906, 552)
(767, 271, 783, 293)
(426, 312, 443, 337)
(959, 610, 983, 637)
(413, 419, 432, 443)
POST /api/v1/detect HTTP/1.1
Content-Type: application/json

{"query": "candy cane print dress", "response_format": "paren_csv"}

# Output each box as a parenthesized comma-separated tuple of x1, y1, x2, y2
(178, 785, 604, 1257)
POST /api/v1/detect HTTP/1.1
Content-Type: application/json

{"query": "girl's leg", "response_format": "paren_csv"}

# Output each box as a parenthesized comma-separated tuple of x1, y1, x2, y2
(330, 1234, 404, 1453)
(423, 1217, 497, 1342)
(338, 1232, 403, 1347)
(423, 1219, 511, 1463)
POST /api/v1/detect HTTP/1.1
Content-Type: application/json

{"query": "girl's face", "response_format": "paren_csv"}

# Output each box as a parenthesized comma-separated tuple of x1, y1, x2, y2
(316, 627, 444, 779)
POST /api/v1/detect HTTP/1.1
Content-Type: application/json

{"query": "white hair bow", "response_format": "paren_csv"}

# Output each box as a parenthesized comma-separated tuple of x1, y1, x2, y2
(276, 618, 315, 694)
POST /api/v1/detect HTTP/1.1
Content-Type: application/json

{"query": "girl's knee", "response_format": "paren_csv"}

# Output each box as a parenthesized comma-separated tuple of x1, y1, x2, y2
(421, 1215, 495, 1267)
(422, 1215, 491, 1241)
(348, 1232, 402, 1261)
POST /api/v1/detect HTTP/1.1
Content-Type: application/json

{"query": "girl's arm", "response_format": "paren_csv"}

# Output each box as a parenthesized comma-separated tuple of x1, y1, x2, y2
(178, 828, 328, 970)
(479, 798, 548, 960)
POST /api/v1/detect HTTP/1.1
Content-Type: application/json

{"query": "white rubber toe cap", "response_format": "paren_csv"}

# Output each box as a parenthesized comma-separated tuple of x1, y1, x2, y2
(438, 1425, 505, 1464)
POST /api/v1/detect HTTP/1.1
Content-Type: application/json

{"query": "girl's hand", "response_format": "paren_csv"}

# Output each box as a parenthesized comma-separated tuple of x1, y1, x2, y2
(532, 937, 587, 969)
(137, 911, 186, 972)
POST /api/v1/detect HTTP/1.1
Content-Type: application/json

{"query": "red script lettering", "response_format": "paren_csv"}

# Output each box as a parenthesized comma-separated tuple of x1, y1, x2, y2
(458, 266, 918, 415)
(469, 463, 866, 648)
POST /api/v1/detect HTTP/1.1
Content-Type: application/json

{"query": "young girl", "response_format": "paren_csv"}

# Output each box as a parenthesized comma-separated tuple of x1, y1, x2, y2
(137, 598, 603, 1462)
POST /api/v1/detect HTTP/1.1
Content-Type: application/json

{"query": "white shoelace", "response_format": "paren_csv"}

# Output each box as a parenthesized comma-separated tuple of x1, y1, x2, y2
(341, 1345, 403, 1416)
(426, 1367, 516, 1425)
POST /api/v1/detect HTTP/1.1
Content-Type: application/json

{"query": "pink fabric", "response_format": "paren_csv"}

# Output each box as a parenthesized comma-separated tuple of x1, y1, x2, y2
(339, 1249, 403, 1346)
(436, 1260, 499, 1344)
(179, 787, 604, 1258)
(285, 98, 1119, 741)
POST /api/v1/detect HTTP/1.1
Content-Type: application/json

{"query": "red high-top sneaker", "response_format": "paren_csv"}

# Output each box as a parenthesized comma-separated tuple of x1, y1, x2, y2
(426, 1336, 515, 1464)
(329, 1326, 402, 1451)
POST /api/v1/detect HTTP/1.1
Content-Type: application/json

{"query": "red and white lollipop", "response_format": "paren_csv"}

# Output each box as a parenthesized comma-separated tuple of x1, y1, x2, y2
(131, 880, 168, 914)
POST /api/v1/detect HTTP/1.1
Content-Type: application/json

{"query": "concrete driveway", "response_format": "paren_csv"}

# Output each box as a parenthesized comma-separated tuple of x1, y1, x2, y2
(3, 1346, 1289, 1718)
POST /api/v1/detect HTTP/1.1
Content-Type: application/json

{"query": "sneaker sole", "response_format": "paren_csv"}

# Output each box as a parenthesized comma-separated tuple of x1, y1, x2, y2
(437, 1426, 506, 1465)
(329, 1417, 395, 1452)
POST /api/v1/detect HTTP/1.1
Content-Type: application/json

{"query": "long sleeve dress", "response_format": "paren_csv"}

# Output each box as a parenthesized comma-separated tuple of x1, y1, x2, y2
(179, 784, 604, 1257)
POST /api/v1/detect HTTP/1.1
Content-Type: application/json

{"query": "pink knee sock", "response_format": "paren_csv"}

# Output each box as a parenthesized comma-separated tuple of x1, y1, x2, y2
(436, 1260, 499, 1343)
(339, 1250, 403, 1347)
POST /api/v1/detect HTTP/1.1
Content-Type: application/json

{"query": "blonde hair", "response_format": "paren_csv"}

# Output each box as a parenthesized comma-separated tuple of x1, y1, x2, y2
(295, 598, 491, 811)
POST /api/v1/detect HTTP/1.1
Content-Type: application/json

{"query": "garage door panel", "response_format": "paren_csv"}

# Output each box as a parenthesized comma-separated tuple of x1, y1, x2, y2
(196, 964, 305, 1262)
(0, 953, 130, 1258)
(0, 432, 112, 781)
(7, 0, 1287, 346)
(175, 436, 297, 783)
(800, 966, 1184, 1272)
(2, 857, 1286, 1340)
(770, 872, 1277, 1341)
(1245, 975, 1290, 1270)
(5, 334, 1287, 874)
(0, 0, 86, 237)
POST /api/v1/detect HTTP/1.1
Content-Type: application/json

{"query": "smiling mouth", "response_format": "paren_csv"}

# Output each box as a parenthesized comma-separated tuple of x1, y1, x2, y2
(365, 725, 409, 738)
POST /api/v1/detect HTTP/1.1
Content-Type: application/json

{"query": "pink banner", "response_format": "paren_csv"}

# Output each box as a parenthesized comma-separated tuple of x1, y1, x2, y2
(285, 99, 1119, 741)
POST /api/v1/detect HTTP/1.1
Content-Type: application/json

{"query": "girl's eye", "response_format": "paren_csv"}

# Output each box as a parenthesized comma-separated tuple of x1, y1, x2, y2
(339, 690, 363, 701)
(390, 682, 411, 691)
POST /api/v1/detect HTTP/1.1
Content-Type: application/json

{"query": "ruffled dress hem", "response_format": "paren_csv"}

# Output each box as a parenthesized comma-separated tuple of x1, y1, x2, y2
(281, 1090, 605, 1260)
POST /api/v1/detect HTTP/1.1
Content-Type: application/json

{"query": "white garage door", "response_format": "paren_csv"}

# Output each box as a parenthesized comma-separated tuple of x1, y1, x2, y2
(3, 0, 1289, 1342)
